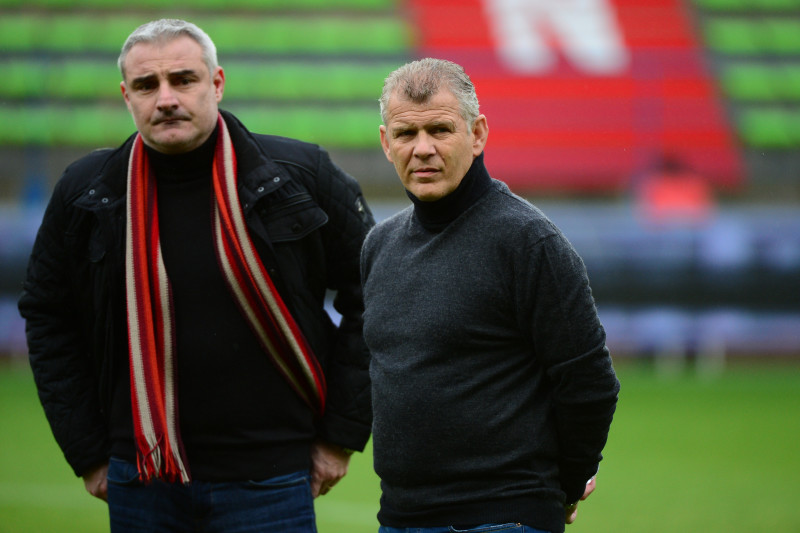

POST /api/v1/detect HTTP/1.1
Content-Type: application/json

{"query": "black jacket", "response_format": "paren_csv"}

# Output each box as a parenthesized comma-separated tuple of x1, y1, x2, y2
(18, 110, 375, 477)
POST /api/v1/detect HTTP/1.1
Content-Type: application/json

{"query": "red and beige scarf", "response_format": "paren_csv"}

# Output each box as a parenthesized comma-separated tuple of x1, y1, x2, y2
(125, 114, 327, 483)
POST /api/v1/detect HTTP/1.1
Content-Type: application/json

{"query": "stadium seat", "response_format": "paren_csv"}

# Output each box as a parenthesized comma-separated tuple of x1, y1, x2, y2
(738, 109, 800, 147)
(0, 103, 379, 148)
(705, 19, 800, 54)
(693, 0, 800, 150)
(0, 0, 394, 8)
(0, 14, 408, 55)
(1, 59, 401, 102)
(721, 64, 800, 101)
(0, 2, 410, 150)
(694, 0, 800, 10)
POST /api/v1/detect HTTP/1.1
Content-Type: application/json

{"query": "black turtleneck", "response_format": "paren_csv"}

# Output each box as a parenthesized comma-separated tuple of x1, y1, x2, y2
(109, 129, 314, 481)
(144, 130, 217, 181)
(407, 153, 493, 232)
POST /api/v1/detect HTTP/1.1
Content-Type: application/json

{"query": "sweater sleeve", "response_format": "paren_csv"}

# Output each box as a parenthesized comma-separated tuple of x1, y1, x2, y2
(311, 146, 375, 452)
(18, 178, 110, 477)
(522, 230, 620, 504)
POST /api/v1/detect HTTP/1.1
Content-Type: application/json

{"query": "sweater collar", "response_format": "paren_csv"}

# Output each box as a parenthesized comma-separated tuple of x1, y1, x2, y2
(408, 153, 492, 231)
(145, 126, 219, 182)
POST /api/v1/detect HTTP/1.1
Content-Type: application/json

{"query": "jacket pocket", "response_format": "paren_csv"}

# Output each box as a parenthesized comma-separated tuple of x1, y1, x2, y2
(107, 457, 142, 487)
(260, 193, 328, 243)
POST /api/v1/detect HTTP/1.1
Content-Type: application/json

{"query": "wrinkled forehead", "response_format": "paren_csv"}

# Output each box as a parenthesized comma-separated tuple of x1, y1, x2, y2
(123, 36, 206, 79)
(385, 89, 464, 127)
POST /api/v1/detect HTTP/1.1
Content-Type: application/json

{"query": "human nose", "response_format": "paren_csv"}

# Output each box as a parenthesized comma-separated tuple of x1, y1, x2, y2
(412, 132, 436, 158)
(156, 81, 178, 110)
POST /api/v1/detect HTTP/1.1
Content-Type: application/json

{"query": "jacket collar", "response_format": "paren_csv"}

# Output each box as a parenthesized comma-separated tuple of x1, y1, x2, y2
(74, 109, 292, 213)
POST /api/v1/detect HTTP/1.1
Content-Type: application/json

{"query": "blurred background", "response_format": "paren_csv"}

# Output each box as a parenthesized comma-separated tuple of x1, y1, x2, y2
(1, 0, 799, 531)
(1, 0, 799, 360)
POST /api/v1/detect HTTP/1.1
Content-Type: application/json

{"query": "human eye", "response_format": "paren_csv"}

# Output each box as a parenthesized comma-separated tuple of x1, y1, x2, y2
(430, 124, 453, 135)
(171, 71, 198, 88)
(175, 76, 194, 87)
(133, 79, 157, 93)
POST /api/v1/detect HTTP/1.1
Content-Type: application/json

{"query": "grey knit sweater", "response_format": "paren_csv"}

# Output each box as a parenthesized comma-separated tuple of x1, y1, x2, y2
(360, 155, 619, 533)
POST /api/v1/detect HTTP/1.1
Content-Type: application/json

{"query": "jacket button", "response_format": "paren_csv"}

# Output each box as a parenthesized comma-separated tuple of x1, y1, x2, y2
(273, 177, 280, 183)
(292, 223, 303, 233)
(88, 189, 95, 195)
(101, 198, 109, 203)
(257, 186, 265, 193)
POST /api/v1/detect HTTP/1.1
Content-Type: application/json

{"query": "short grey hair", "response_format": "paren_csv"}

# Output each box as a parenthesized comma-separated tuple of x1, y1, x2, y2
(379, 58, 480, 126)
(118, 19, 218, 79)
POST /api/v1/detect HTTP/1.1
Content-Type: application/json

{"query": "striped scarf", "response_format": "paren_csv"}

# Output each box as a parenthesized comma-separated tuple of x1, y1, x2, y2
(125, 114, 327, 483)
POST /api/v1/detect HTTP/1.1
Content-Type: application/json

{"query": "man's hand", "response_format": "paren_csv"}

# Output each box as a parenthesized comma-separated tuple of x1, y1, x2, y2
(309, 440, 352, 498)
(82, 463, 109, 502)
(565, 476, 596, 525)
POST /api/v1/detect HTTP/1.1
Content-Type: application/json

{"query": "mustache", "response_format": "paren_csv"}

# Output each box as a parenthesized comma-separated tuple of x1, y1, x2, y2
(152, 112, 191, 125)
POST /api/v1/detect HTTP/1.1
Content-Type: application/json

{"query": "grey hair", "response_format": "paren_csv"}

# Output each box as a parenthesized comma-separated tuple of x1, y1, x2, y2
(118, 19, 218, 79)
(379, 58, 480, 126)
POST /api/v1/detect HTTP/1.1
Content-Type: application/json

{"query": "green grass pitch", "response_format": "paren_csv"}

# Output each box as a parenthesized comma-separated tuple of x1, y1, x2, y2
(2, 359, 799, 532)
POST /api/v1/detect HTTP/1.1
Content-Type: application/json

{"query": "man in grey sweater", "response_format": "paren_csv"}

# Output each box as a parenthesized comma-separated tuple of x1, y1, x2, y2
(360, 58, 620, 533)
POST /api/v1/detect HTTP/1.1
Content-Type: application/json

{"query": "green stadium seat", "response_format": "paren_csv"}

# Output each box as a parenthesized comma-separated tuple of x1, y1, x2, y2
(704, 20, 762, 54)
(4, 62, 47, 99)
(0, 104, 381, 148)
(2, 59, 123, 100)
(211, 61, 400, 101)
(722, 65, 800, 102)
(786, 67, 800, 99)
(721, 65, 773, 100)
(0, 14, 409, 55)
(0, 0, 407, 150)
(2, 59, 404, 102)
(693, 0, 800, 10)
(705, 19, 800, 55)
(0, 0, 394, 9)
(766, 21, 800, 53)
(693, 0, 748, 9)
(738, 108, 800, 147)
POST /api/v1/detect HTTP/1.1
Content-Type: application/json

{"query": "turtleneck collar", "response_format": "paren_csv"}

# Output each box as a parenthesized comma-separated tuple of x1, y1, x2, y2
(145, 126, 219, 182)
(407, 153, 493, 231)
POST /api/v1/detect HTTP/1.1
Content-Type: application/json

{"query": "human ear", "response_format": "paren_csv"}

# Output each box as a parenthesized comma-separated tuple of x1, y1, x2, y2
(379, 125, 393, 163)
(213, 67, 225, 102)
(471, 114, 489, 156)
(120, 81, 133, 113)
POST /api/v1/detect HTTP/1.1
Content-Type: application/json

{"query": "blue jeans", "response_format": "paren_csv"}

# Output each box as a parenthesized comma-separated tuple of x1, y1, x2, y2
(107, 457, 317, 532)
(379, 526, 551, 533)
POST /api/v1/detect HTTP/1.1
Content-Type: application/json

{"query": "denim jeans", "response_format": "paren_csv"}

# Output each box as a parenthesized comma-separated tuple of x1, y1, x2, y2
(379, 525, 551, 533)
(107, 457, 317, 533)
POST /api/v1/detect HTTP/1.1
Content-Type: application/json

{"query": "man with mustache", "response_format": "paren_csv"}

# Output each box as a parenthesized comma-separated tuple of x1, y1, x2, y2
(19, 18, 374, 532)
(361, 58, 620, 533)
